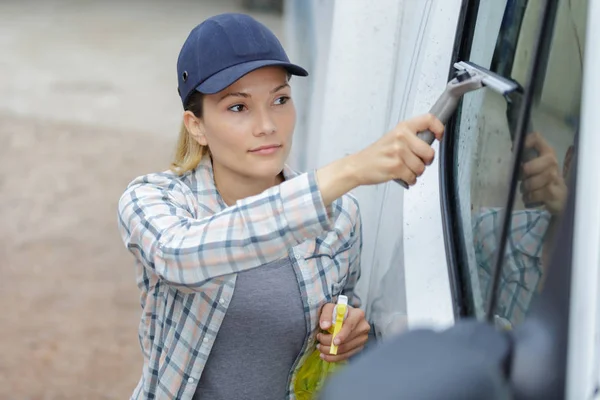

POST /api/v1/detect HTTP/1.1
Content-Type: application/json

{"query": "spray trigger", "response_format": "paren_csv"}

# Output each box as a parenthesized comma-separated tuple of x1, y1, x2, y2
(329, 295, 349, 355)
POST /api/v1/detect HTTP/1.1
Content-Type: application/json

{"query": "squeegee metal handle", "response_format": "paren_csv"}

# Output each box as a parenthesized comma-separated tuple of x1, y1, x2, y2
(394, 91, 459, 188)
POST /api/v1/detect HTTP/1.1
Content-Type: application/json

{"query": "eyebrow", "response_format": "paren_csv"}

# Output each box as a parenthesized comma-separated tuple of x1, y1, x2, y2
(219, 83, 290, 102)
(270, 83, 290, 93)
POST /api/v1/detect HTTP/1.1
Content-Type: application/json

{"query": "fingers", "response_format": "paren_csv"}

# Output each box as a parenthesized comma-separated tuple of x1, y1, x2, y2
(315, 306, 370, 362)
(522, 167, 558, 192)
(319, 344, 365, 363)
(403, 113, 445, 141)
(319, 303, 335, 331)
(395, 161, 418, 186)
(523, 152, 558, 177)
(401, 114, 441, 163)
(396, 141, 429, 178)
(328, 307, 364, 347)
(317, 335, 368, 360)
(317, 319, 370, 347)
(525, 186, 551, 205)
(525, 131, 554, 156)
(388, 129, 435, 185)
(525, 181, 565, 205)
(522, 135, 563, 205)
(404, 130, 436, 166)
(317, 308, 371, 346)
(521, 132, 569, 214)
(390, 114, 443, 185)
(356, 113, 443, 187)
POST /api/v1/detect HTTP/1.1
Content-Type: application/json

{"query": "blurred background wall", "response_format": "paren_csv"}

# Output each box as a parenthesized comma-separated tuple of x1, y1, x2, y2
(0, 1, 284, 398)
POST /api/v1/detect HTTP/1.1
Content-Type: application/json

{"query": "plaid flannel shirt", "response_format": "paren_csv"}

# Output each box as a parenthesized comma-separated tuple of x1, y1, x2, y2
(473, 207, 551, 326)
(117, 156, 362, 400)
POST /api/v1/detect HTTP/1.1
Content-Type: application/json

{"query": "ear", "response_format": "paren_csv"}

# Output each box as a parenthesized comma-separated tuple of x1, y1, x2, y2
(183, 110, 208, 146)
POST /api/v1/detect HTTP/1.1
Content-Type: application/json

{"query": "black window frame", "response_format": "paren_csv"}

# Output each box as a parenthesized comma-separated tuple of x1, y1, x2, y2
(440, 0, 562, 320)
(439, 0, 481, 319)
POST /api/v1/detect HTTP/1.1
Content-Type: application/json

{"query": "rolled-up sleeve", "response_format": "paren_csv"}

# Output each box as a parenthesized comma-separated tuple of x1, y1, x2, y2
(117, 170, 332, 292)
(341, 196, 363, 309)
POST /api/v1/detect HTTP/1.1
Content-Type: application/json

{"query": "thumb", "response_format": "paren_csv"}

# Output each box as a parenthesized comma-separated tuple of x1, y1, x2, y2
(320, 303, 335, 330)
(525, 131, 553, 156)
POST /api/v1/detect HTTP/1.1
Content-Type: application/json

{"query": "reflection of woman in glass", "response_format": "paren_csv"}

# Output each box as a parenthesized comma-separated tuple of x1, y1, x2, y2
(473, 132, 573, 326)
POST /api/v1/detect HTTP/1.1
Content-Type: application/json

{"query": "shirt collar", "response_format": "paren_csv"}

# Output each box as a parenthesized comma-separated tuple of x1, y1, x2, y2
(191, 155, 300, 210)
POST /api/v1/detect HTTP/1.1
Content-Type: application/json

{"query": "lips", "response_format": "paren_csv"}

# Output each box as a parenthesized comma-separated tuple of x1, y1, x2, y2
(249, 144, 281, 152)
(248, 144, 282, 155)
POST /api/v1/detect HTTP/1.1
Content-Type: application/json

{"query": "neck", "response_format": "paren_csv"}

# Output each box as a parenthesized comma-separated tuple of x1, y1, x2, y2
(212, 162, 284, 206)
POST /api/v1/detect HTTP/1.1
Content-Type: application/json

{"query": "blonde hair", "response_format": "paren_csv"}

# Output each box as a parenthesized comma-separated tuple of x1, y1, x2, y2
(170, 92, 208, 175)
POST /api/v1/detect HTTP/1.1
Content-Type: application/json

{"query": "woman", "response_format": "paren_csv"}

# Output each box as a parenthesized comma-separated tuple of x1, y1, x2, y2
(473, 132, 572, 327)
(117, 13, 444, 400)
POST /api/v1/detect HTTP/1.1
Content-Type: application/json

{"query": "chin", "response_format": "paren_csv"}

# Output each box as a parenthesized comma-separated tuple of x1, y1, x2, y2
(248, 160, 286, 180)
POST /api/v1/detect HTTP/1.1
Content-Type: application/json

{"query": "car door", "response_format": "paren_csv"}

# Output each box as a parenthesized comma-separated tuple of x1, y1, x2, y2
(440, 0, 590, 397)
(321, 0, 598, 398)
(441, 0, 585, 325)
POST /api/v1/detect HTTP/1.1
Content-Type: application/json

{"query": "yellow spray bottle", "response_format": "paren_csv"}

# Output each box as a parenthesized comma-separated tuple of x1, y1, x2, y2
(293, 295, 349, 399)
(329, 295, 348, 355)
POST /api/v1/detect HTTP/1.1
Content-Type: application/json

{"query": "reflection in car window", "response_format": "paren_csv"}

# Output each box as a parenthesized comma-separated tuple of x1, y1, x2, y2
(453, 0, 586, 328)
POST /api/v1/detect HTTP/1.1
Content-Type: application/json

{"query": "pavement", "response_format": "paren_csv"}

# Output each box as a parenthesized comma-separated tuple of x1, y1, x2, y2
(0, 1, 283, 398)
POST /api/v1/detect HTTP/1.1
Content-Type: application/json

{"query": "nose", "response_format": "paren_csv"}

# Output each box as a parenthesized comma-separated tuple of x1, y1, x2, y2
(252, 106, 276, 137)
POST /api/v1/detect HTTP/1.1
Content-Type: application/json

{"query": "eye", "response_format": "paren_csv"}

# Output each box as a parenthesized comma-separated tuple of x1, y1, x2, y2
(228, 104, 246, 112)
(274, 96, 290, 106)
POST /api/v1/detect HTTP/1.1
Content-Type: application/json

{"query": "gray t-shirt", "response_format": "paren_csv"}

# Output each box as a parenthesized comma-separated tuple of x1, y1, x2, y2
(194, 256, 307, 399)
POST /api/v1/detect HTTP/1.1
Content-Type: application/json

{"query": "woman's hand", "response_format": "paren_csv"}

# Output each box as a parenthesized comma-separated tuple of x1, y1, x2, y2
(316, 114, 445, 206)
(316, 302, 370, 362)
(350, 113, 445, 186)
(521, 132, 567, 215)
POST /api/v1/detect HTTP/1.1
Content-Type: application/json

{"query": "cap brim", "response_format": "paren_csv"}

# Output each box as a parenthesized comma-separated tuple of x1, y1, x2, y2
(196, 59, 309, 94)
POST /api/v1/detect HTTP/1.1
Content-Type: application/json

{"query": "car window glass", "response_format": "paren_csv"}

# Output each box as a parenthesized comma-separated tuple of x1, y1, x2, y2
(452, 0, 586, 326)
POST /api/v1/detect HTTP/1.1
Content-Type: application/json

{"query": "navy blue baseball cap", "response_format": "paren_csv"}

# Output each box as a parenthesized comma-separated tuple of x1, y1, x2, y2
(177, 13, 309, 107)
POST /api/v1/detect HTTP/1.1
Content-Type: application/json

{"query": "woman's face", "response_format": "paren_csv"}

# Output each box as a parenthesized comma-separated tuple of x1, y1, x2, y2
(190, 66, 296, 184)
